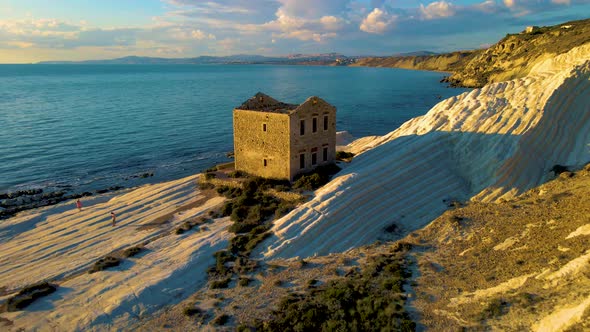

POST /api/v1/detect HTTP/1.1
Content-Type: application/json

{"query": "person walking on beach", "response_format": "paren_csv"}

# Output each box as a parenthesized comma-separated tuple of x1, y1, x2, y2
(76, 199, 83, 211)
(110, 211, 117, 227)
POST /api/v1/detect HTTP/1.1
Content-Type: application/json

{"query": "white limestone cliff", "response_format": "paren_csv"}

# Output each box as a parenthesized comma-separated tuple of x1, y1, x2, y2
(258, 43, 590, 259)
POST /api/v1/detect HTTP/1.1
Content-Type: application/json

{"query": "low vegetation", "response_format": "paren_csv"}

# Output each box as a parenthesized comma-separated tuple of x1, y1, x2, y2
(212, 314, 230, 326)
(200, 163, 342, 292)
(88, 256, 121, 274)
(4, 282, 58, 312)
(292, 164, 341, 190)
(183, 306, 204, 317)
(335, 151, 355, 161)
(480, 298, 509, 321)
(174, 217, 210, 235)
(210, 277, 232, 289)
(122, 245, 143, 258)
(242, 246, 415, 331)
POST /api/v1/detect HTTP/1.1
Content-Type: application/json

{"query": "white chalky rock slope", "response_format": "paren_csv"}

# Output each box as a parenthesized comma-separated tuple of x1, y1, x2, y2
(258, 43, 590, 260)
(0, 175, 229, 330)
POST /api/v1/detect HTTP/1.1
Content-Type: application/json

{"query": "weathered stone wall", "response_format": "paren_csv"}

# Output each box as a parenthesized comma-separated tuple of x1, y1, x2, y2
(289, 97, 336, 179)
(233, 109, 291, 179)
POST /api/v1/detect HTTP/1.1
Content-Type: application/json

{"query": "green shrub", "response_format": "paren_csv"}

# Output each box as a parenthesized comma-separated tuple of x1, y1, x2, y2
(122, 246, 143, 258)
(234, 257, 258, 274)
(210, 277, 231, 289)
(296, 259, 308, 269)
(199, 182, 215, 190)
(480, 298, 508, 320)
(275, 202, 294, 218)
(293, 164, 341, 190)
(89, 256, 121, 274)
(237, 324, 255, 332)
(238, 277, 251, 287)
(336, 151, 355, 160)
(204, 173, 216, 180)
(221, 201, 233, 216)
(209, 250, 234, 276)
(229, 232, 271, 256)
(391, 241, 412, 253)
(254, 251, 415, 331)
(293, 173, 322, 191)
(5, 282, 58, 311)
(175, 227, 185, 235)
(228, 221, 253, 234)
(216, 185, 230, 195)
(183, 306, 203, 317)
(213, 314, 230, 326)
(225, 187, 243, 199)
(245, 232, 271, 253)
(229, 170, 246, 178)
(231, 205, 250, 223)
(249, 224, 270, 235)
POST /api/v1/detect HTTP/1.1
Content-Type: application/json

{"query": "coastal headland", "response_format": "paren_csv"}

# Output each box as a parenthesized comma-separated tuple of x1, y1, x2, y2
(1, 21, 589, 331)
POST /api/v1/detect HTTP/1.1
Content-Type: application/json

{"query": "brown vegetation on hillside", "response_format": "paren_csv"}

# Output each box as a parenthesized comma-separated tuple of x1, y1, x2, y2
(408, 163, 590, 331)
(353, 18, 590, 88)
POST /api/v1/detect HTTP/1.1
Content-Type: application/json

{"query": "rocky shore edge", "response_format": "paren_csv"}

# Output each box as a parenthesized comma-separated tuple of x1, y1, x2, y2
(0, 172, 155, 220)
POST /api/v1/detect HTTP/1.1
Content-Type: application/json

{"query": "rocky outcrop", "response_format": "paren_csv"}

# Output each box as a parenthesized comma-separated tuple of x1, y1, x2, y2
(354, 18, 590, 88)
(443, 18, 590, 87)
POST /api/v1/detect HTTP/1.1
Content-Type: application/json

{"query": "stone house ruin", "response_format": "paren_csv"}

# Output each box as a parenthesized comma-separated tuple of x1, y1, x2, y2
(233, 92, 336, 181)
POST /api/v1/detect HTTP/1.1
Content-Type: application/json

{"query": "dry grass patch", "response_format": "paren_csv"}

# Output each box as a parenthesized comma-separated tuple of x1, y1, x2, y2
(409, 164, 590, 331)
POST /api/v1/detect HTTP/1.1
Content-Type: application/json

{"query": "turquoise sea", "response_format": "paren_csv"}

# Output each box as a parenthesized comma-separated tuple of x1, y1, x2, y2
(0, 64, 468, 194)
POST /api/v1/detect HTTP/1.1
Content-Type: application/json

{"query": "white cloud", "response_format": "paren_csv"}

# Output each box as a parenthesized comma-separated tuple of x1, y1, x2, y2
(360, 8, 396, 34)
(419, 1, 456, 20)
(320, 15, 344, 30)
(250, 8, 344, 42)
(191, 29, 216, 40)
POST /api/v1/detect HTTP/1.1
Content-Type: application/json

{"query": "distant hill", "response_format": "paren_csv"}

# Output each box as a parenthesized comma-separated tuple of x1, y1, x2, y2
(37, 53, 357, 66)
(352, 50, 477, 72)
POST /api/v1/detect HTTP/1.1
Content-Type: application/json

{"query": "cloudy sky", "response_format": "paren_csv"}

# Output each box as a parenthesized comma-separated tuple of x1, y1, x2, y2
(0, 0, 588, 63)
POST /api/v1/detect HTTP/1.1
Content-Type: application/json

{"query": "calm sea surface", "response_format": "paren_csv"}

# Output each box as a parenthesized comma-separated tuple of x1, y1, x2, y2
(0, 64, 468, 194)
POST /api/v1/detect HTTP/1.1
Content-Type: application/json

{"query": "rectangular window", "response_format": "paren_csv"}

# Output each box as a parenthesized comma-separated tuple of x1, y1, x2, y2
(263, 123, 267, 132)
(323, 115, 328, 131)
(300, 119, 305, 136)
(312, 152, 317, 166)
(323, 147, 328, 161)
(299, 153, 305, 169)
(264, 159, 267, 167)
(312, 117, 317, 133)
